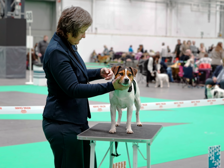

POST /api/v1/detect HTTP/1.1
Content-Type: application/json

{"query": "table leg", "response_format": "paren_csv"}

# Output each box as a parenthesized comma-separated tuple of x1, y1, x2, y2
(146, 143, 150, 168)
(133, 143, 138, 168)
(90, 141, 96, 168)
(109, 142, 114, 168)
(125, 143, 131, 168)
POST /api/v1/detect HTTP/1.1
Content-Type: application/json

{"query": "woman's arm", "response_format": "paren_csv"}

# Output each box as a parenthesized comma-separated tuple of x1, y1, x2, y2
(48, 50, 114, 98)
(87, 69, 102, 81)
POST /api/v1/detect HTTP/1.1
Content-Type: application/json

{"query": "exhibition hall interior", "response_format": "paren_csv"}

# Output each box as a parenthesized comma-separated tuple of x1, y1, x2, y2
(0, 0, 224, 168)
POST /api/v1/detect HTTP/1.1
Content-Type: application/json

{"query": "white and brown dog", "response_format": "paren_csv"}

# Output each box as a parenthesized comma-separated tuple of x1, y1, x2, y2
(109, 66, 142, 134)
(207, 84, 224, 99)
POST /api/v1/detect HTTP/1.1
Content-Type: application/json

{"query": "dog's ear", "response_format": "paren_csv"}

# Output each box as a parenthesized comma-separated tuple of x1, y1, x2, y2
(111, 66, 121, 76)
(129, 67, 138, 77)
(207, 85, 212, 89)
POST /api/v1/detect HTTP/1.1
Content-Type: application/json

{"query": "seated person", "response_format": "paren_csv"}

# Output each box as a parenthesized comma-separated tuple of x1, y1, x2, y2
(135, 49, 143, 60)
(205, 64, 224, 98)
(195, 53, 212, 68)
(179, 49, 193, 66)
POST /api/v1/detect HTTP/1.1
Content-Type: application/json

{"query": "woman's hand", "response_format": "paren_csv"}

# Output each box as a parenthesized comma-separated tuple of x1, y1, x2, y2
(112, 76, 129, 90)
(100, 68, 113, 80)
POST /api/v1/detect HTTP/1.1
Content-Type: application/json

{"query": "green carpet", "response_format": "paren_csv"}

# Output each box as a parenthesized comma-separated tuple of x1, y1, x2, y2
(0, 105, 223, 168)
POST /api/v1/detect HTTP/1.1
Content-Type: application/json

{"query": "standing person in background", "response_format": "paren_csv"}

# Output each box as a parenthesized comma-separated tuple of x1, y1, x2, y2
(135, 48, 143, 60)
(167, 46, 171, 53)
(190, 41, 198, 58)
(211, 42, 224, 73)
(38, 35, 49, 63)
(208, 44, 214, 53)
(146, 54, 157, 87)
(102, 45, 109, 56)
(180, 40, 188, 58)
(199, 43, 206, 58)
(161, 42, 168, 63)
(139, 44, 144, 53)
(109, 47, 115, 60)
(129, 45, 134, 53)
(174, 39, 181, 59)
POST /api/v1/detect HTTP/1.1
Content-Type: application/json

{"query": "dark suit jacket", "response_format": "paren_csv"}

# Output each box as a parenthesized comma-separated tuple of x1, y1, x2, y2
(43, 33, 114, 124)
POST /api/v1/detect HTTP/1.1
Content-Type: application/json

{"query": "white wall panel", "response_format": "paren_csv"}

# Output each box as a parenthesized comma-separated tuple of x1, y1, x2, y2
(63, 0, 91, 15)
(173, 4, 217, 38)
(63, 0, 219, 38)
(94, 0, 158, 35)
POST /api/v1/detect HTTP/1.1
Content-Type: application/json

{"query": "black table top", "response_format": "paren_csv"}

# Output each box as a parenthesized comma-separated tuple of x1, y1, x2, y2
(77, 123, 162, 143)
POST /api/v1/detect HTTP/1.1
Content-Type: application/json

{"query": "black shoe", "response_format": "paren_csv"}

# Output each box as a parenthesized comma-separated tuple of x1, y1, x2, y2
(146, 84, 149, 87)
(158, 85, 160, 87)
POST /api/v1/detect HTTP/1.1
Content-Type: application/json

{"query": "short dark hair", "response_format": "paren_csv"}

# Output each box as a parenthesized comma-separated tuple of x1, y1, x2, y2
(57, 6, 92, 38)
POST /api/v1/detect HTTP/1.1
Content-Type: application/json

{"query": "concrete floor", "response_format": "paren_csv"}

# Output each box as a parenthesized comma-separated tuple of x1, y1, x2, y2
(0, 71, 218, 168)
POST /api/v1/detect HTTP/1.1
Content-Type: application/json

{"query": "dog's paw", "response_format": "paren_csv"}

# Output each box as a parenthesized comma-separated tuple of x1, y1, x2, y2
(167, 85, 170, 88)
(155, 86, 158, 88)
(161, 86, 163, 88)
(126, 128, 134, 134)
(109, 128, 116, 134)
(137, 122, 142, 127)
(116, 123, 120, 127)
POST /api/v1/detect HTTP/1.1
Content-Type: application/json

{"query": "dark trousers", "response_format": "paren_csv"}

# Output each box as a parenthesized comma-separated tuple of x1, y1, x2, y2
(146, 70, 155, 83)
(42, 118, 97, 168)
(211, 65, 218, 74)
(205, 79, 224, 98)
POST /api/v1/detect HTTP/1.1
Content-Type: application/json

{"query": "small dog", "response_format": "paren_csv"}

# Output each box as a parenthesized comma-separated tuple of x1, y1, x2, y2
(109, 66, 142, 134)
(97, 54, 110, 63)
(152, 71, 170, 88)
(207, 85, 224, 98)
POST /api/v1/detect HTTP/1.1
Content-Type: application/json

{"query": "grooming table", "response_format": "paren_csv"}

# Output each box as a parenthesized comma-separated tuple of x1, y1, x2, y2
(77, 123, 162, 168)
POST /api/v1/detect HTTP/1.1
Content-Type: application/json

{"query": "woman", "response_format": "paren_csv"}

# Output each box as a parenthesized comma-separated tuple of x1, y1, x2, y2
(135, 48, 143, 60)
(102, 45, 109, 56)
(211, 42, 224, 73)
(42, 7, 128, 168)
(146, 53, 160, 87)
(90, 50, 97, 62)
(180, 40, 189, 57)
(198, 43, 206, 58)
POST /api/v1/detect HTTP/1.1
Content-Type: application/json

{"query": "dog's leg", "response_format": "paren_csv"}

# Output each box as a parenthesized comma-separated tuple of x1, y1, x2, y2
(109, 105, 117, 133)
(160, 79, 163, 88)
(167, 76, 170, 87)
(116, 107, 122, 127)
(135, 98, 142, 127)
(126, 106, 134, 134)
(155, 78, 158, 88)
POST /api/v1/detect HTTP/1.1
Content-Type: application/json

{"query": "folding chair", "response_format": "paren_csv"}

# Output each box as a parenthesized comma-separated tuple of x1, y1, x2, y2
(182, 66, 194, 88)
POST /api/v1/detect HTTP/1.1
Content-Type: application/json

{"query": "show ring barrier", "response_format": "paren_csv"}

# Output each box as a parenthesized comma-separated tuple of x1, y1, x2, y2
(0, 98, 223, 114)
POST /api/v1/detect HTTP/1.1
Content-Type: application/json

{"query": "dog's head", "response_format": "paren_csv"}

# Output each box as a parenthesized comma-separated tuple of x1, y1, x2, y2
(207, 84, 220, 90)
(111, 66, 138, 86)
(206, 84, 213, 90)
